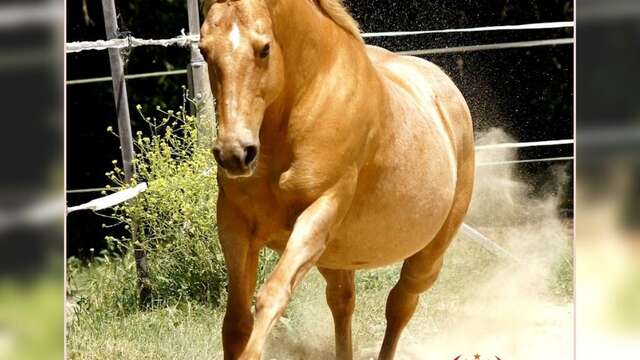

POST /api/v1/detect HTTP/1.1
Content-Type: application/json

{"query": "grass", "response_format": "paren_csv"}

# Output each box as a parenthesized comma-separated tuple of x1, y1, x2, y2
(67, 229, 573, 359)
(68, 303, 223, 360)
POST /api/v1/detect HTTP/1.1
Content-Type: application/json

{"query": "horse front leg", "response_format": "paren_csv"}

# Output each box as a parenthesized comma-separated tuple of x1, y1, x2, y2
(239, 173, 357, 360)
(222, 244, 259, 359)
(218, 196, 260, 359)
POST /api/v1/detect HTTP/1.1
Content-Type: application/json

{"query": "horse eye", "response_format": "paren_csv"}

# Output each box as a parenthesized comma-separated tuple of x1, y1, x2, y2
(259, 43, 270, 58)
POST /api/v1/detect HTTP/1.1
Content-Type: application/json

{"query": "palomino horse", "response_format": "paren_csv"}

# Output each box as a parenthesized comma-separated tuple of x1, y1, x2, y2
(199, 0, 474, 359)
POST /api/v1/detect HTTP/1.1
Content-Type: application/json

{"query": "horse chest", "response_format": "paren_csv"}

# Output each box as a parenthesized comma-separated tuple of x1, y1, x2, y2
(221, 174, 298, 247)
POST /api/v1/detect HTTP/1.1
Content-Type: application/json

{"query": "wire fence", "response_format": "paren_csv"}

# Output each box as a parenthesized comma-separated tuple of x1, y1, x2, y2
(65, 21, 574, 85)
(66, 33, 199, 53)
(361, 21, 573, 38)
(477, 156, 574, 167)
(66, 155, 575, 194)
(66, 139, 574, 194)
(65, 21, 573, 53)
(475, 138, 573, 150)
(398, 38, 573, 56)
(66, 38, 574, 85)
(66, 69, 188, 85)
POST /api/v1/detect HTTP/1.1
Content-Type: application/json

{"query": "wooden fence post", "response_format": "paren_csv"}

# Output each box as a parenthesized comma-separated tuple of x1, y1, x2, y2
(186, 0, 215, 145)
(101, 0, 151, 308)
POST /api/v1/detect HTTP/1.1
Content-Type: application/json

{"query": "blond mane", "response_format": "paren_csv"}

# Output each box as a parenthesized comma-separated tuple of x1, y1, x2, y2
(200, 0, 362, 42)
(314, 0, 362, 42)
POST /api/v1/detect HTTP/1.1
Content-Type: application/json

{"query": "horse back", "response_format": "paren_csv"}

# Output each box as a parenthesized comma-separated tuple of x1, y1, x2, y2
(365, 45, 475, 181)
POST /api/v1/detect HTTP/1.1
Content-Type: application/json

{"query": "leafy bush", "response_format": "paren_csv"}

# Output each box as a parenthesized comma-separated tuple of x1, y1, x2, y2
(102, 100, 228, 308)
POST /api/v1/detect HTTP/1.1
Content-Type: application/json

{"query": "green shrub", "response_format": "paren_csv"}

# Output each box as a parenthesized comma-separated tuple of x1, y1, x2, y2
(100, 100, 228, 308)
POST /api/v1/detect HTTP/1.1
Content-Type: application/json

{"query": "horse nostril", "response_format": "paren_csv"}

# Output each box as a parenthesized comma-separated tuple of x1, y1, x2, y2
(212, 147, 224, 168)
(243, 145, 258, 166)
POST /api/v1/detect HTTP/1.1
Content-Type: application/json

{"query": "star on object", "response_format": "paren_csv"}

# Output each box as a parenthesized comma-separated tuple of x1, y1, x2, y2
(474, 354, 481, 360)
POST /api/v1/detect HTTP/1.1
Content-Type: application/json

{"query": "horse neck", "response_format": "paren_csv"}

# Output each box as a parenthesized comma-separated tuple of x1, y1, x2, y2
(261, 0, 369, 141)
(269, 0, 362, 94)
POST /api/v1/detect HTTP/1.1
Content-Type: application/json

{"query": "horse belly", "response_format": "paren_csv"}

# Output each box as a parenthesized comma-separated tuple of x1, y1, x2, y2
(317, 127, 457, 269)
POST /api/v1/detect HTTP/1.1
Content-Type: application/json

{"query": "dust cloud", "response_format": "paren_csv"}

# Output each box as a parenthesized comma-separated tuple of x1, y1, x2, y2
(397, 128, 573, 359)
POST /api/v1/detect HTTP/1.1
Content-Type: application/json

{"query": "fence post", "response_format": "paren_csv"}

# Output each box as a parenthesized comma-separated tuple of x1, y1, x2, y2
(101, 0, 151, 308)
(186, 0, 215, 145)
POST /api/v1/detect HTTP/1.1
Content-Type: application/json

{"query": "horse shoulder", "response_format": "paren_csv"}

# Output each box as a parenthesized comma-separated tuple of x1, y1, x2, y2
(278, 61, 384, 203)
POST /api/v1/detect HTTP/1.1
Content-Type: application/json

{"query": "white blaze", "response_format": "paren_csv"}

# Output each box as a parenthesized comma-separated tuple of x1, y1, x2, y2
(229, 22, 240, 51)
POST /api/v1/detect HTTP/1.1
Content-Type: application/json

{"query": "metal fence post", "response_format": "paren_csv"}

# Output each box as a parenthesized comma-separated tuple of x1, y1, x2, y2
(101, 0, 151, 308)
(187, 0, 215, 145)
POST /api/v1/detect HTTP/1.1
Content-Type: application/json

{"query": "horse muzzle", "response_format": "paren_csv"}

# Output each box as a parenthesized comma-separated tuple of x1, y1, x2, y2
(212, 142, 259, 178)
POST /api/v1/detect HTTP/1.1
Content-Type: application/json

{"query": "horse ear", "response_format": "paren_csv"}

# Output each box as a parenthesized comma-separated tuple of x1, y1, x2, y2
(200, 0, 220, 16)
(202, 0, 240, 17)
(201, 0, 212, 16)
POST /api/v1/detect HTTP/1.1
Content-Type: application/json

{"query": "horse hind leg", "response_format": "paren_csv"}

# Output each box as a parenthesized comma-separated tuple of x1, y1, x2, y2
(377, 251, 444, 359)
(319, 267, 356, 360)
(377, 218, 462, 360)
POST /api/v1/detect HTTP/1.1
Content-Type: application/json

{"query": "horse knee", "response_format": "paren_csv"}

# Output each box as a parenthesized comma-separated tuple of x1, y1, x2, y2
(255, 281, 290, 317)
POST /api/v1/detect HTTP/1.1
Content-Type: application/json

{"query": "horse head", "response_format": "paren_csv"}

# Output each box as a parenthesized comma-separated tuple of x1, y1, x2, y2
(200, 0, 285, 178)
